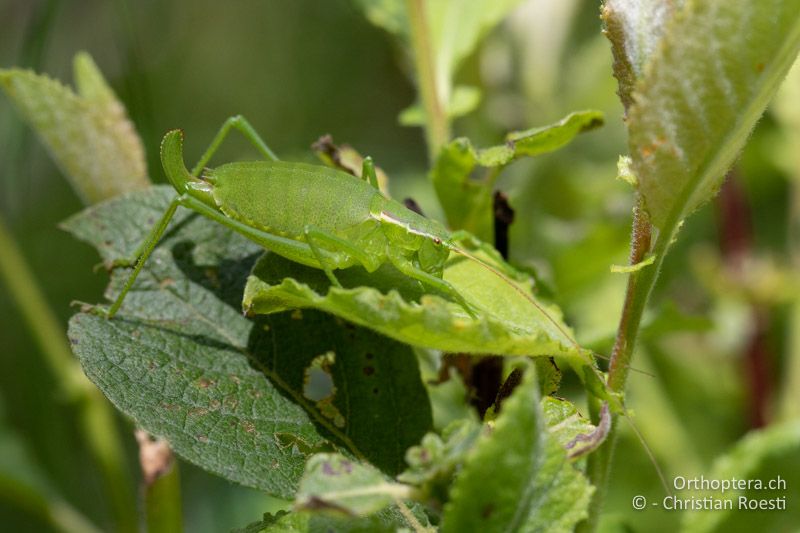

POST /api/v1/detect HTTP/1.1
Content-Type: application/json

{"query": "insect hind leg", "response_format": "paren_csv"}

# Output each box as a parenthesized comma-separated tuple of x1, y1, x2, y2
(303, 226, 381, 289)
(190, 115, 279, 177)
(385, 247, 479, 319)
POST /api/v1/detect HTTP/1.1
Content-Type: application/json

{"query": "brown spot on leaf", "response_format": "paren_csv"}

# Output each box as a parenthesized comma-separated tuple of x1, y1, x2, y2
(482, 504, 494, 518)
(242, 421, 256, 433)
(363, 366, 375, 376)
(159, 278, 175, 289)
(196, 435, 209, 443)
(198, 378, 215, 389)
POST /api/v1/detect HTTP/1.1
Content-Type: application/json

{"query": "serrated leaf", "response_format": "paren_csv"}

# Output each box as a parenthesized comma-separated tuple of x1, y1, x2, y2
(431, 110, 603, 240)
(619, 0, 800, 230)
(295, 454, 410, 516)
(242, 241, 586, 362)
(441, 365, 594, 533)
(398, 85, 482, 126)
(64, 187, 432, 496)
(0, 52, 149, 203)
(682, 421, 800, 533)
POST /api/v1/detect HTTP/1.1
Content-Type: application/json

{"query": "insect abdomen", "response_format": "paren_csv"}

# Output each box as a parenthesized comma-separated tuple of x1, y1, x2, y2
(209, 161, 376, 238)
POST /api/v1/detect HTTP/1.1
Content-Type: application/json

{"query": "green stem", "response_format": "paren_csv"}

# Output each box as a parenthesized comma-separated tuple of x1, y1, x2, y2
(144, 461, 182, 533)
(580, 198, 672, 532)
(0, 476, 102, 533)
(405, 0, 450, 162)
(0, 216, 138, 533)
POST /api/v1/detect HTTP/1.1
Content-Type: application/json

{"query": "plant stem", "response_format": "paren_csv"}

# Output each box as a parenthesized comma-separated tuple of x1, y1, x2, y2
(405, 0, 449, 161)
(0, 477, 102, 533)
(580, 198, 670, 532)
(0, 216, 137, 533)
(144, 462, 182, 533)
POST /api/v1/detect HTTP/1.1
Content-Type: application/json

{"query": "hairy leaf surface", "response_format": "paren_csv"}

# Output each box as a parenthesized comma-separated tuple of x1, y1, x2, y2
(64, 188, 431, 496)
(295, 454, 410, 516)
(441, 366, 593, 533)
(0, 52, 148, 203)
(613, 0, 800, 229)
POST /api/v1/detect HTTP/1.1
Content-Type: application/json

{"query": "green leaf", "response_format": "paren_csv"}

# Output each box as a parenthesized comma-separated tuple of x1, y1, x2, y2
(0, 52, 149, 204)
(295, 454, 410, 516)
(601, 0, 684, 110)
(543, 397, 609, 460)
(235, 507, 427, 533)
(64, 187, 432, 497)
(398, 85, 482, 126)
(352, 0, 522, 114)
(398, 418, 481, 486)
(441, 365, 594, 533)
(242, 240, 587, 362)
(682, 421, 800, 532)
(431, 110, 604, 240)
(0, 400, 101, 533)
(613, 0, 800, 230)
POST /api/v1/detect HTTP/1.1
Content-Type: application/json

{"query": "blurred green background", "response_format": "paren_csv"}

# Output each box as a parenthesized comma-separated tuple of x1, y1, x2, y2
(1, 0, 797, 531)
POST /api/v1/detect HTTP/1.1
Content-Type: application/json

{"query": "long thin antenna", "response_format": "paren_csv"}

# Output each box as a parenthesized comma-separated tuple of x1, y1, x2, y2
(623, 413, 672, 496)
(450, 246, 654, 378)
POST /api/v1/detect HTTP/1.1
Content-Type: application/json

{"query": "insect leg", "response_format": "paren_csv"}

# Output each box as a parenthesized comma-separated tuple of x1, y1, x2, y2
(385, 247, 479, 318)
(361, 157, 379, 189)
(190, 115, 279, 176)
(176, 195, 326, 264)
(106, 197, 181, 318)
(303, 226, 381, 288)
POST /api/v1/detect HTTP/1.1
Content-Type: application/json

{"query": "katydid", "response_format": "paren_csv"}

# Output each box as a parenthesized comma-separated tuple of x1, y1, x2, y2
(104, 115, 492, 319)
(103, 115, 587, 353)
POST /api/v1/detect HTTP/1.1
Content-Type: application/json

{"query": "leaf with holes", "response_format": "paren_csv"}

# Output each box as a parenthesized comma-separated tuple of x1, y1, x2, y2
(606, 0, 800, 230)
(441, 365, 594, 533)
(0, 52, 149, 203)
(63, 187, 432, 497)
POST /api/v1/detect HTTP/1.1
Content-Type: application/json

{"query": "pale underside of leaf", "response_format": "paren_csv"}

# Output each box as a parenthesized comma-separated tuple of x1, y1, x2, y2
(0, 53, 148, 203)
(243, 249, 584, 361)
(627, 0, 800, 230)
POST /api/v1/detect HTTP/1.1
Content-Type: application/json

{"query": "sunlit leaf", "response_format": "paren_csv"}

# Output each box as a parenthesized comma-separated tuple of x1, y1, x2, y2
(0, 52, 149, 203)
(607, 0, 800, 230)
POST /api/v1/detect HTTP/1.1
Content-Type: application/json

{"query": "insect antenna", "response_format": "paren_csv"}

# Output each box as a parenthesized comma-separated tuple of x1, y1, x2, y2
(590, 351, 655, 378)
(621, 411, 673, 497)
